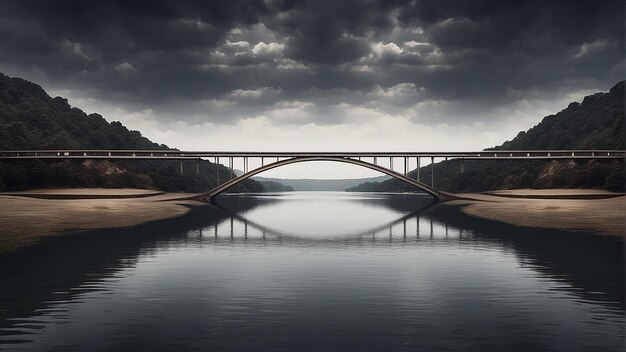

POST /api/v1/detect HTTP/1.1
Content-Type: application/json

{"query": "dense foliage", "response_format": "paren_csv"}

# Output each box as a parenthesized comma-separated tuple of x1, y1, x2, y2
(0, 73, 264, 193)
(347, 81, 625, 193)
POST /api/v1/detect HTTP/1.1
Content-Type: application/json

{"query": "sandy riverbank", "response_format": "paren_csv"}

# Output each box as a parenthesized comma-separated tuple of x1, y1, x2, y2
(0, 188, 202, 252)
(447, 189, 625, 237)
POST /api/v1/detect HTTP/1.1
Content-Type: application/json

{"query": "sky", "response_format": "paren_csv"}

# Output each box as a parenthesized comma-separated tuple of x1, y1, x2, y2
(0, 0, 623, 178)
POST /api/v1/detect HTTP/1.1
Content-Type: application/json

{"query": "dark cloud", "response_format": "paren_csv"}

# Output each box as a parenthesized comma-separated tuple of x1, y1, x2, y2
(0, 0, 622, 125)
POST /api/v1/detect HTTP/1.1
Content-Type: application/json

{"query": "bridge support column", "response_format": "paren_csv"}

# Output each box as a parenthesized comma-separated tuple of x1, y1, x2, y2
(403, 157, 407, 175)
(196, 158, 200, 175)
(416, 157, 420, 181)
(431, 157, 435, 188)
(229, 157, 234, 179)
(461, 159, 464, 174)
(180, 160, 184, 175)
(216, 157, 220, 186)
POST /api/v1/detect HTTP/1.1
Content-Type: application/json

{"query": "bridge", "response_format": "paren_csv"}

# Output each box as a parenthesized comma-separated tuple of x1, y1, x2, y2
(1, 149, 624, 201)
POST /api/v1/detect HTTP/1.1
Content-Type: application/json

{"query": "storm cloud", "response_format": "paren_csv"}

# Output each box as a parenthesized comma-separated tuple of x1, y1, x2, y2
(0, 0, 623, 153)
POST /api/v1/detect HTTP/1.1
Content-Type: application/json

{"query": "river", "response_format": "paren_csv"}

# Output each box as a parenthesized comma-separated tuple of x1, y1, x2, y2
(0, 192, 623, 351)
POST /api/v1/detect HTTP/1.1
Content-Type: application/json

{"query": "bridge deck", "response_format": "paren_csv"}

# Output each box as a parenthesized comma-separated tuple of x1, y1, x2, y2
(0, 149, 624, 160)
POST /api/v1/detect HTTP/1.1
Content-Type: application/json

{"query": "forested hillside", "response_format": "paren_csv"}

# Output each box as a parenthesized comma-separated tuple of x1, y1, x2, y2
(347, 81, 625, 193)
(0, 73, 264, 193)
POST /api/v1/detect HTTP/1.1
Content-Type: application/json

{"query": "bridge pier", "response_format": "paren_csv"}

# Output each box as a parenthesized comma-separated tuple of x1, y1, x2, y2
(417, 157, 420, 181)
(229, 157, 234, 179)
(179, 160, 183, 175)
(431, 157, 435, 187)
(215, 157, 220, 186)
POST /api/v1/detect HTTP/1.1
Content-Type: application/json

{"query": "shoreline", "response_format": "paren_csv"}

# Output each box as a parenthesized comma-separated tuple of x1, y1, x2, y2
(446, 189, 625, 237)
(0, 188, 623, 252)
(0, 188, 204, 252)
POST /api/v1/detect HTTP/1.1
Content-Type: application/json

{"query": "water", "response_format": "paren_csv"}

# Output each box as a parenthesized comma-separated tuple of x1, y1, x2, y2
(0, 192, 624, 351)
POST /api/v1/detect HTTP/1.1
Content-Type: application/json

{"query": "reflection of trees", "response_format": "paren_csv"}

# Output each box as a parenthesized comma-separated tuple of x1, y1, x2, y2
(424, 204, 625, 310)
(0, 202, 260, 340)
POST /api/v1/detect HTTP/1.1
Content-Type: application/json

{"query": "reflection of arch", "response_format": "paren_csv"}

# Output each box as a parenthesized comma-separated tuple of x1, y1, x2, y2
(188, 157, 443, 202)
(209, 199, 436, 240)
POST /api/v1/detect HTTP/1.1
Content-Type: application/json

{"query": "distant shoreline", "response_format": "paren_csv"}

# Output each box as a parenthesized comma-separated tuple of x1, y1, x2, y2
(0, 188, 623, 253)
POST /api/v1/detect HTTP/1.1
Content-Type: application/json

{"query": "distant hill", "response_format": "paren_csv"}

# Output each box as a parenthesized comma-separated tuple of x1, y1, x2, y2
(258, 180, 295, 192)
(0, 72, 264, 193)
(254, 175, 390, 191)
(348, 81, 625, 193)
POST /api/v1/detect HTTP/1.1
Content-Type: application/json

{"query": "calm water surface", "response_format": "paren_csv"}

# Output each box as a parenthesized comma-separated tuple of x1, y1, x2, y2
(0, 192, 624, 351)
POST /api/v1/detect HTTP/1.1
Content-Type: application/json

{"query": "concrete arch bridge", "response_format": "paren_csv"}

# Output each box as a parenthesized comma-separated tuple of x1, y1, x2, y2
(1, 149, 624, 202)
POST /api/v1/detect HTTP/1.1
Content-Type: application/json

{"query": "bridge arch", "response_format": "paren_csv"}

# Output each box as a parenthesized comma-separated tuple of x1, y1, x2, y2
(189, 156, 442, 202)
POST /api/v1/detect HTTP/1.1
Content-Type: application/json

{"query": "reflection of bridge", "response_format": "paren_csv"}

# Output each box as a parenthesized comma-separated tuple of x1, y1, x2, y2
(197, 202, 465, 243)
(1, 149, 624, 201)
